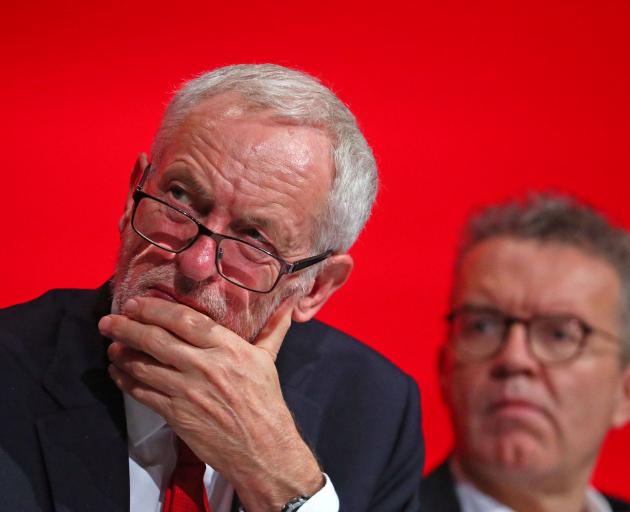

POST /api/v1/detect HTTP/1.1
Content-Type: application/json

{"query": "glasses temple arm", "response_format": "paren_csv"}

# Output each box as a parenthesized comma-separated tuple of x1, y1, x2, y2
(287, 250, 333, 273)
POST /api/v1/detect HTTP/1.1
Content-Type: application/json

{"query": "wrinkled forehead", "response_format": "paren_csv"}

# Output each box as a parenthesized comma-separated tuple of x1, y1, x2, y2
(158, 93, 331, 170)
(150, 94, 335, 248)
(451, 237, 622, 324)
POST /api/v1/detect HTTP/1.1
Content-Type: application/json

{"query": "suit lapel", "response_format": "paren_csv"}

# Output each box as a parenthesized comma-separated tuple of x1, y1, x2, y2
(421, 460, 462, 512)
(37, 404, 128, 512)
(277, 323, 324, 450)
(38, 285, 129, 512)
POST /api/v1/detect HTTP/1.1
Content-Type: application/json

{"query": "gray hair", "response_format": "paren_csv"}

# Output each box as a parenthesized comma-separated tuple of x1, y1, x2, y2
(457, 193, 630, 364)
(151, 64, 378, 254)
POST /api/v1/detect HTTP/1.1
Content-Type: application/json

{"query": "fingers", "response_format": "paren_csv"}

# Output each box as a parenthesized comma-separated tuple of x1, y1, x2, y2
(108, 363, 172, 413)
(254, 298, 294, 361)
(119, 297, 230, 349)
(99, 313, 196, 368)
(107, 341, 185, 396)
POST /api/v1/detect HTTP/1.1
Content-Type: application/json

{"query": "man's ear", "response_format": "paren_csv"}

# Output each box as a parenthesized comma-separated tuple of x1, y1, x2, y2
(119, 153, 149, 234)
(611, 364, 630, 428)
(291, 254, 353, 323)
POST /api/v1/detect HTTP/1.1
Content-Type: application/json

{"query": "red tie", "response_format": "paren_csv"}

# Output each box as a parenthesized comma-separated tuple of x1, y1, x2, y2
(162, 437, 211, 512)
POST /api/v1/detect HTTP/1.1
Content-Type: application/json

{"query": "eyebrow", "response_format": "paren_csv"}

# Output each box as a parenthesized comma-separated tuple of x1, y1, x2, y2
(232, 214, 271, 231)
(158, 167, 292, 252)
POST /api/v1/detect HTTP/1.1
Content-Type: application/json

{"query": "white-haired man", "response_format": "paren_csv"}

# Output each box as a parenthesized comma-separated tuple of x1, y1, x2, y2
(421, 195, 630, 512)
(0, 65, 423, 512)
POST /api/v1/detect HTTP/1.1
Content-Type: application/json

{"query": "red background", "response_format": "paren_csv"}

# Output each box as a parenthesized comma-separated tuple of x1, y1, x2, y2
(2, 0, 629, 499)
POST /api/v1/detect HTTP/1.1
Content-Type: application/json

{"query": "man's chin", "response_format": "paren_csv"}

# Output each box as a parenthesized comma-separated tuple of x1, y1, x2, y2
(474, 435, 556, 479)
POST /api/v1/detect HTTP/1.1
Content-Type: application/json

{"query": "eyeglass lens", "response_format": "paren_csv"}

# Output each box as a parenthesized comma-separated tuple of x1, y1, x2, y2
(451, 310, 584, 363)
(133, 196, 282, 292)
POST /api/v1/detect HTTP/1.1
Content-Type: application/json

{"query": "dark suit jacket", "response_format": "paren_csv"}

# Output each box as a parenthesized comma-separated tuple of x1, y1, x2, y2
(421, 460, 630, 512)
(0, 286, 424, 512)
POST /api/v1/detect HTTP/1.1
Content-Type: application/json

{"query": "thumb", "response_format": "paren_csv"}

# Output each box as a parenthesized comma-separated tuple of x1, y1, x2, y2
(254, 298, 294, 361)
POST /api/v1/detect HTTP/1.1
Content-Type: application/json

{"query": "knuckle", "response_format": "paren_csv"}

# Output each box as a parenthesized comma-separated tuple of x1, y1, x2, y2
(126, 359, 145, 379)
(182, 386, 207, 410)
(179, 309, 202, 331)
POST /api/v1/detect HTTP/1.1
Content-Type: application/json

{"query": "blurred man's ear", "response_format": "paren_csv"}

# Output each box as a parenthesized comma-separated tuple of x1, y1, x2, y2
(291, 254, 353, 322)
(119, 153, 149, 234)
(611, 365, 630, 428)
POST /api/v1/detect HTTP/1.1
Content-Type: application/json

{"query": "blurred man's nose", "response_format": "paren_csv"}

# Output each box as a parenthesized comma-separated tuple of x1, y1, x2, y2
(490, 323, 540, 378)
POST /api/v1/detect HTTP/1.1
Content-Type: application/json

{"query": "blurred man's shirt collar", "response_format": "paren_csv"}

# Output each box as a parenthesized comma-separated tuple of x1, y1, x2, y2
(450, 459, 613, 512)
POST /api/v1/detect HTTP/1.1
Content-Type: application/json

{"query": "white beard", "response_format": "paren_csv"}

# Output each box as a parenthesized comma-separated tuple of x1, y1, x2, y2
(111, 231, 307, 342)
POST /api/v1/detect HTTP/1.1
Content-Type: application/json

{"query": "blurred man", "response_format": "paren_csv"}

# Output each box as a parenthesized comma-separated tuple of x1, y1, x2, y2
(0, 64, 423, 512)
(421, 194, 630, 512)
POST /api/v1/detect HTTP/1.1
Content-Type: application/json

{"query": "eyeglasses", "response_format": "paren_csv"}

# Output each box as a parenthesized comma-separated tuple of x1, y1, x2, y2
(130, 165, 332, 293)
(446, 306, 619, 365)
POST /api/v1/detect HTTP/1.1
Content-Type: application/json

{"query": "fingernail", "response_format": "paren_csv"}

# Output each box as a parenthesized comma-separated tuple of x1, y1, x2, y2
(98, 316, 111, 332)
(107, 341, 119, 359)
(123, 299, 138, 314)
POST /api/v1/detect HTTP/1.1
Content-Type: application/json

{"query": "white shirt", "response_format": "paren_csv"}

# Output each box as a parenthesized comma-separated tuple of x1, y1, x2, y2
(125, 394, 339, 512)
(451, 460, 613, 512)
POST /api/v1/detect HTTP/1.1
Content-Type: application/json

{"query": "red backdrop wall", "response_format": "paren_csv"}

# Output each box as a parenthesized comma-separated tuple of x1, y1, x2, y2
(2, 0, 629, 499)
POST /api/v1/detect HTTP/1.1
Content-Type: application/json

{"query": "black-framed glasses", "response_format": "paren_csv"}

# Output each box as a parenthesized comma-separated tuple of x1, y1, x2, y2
(130, 165, 332, 293)
(446, 305, 619, 365)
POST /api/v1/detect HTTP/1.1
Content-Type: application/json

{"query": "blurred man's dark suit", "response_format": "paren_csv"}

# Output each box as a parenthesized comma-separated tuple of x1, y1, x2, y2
(421, 461, 630, 512)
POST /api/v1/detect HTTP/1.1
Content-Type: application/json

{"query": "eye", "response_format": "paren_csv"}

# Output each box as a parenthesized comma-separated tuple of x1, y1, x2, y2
(459, 313, 501, 337)
(167, 185, 192, 204)
(240, 228, 277, 254)
(166, 184, 193, 211)
(550, 327, 571, 341)
(537, 318, 582, 344)
(242, 228, 265, 242)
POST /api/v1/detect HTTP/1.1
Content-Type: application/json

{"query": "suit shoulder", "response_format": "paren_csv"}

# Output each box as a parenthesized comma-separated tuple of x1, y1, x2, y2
(0, 287, 104, 336)
(0, 287, 108, 375)
(279, 319, 420, 422)
(421, 460, 454, 491)
(283, 318, 413, 384)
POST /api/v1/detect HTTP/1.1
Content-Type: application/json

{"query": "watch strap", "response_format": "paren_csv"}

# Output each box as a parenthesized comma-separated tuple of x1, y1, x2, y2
(281, 495, 310, 512)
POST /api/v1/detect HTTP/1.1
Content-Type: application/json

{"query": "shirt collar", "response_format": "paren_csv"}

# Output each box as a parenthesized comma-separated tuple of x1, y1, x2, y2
(112, 299, 169, 448)
(450, 459, 613, 512)
(124, 393, 168, 447)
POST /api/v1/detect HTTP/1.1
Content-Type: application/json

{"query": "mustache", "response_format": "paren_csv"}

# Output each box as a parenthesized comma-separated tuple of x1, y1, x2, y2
(114, 259, 229, 322)
(112, 230, 310, 342)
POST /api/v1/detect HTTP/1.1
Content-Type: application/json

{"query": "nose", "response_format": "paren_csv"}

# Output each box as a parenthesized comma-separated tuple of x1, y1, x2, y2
(175, 235, 221, 283)
(490, 323, 540, 378)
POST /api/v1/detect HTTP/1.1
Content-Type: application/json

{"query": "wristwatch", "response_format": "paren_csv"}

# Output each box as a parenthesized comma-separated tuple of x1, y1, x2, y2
(281, 495, 311, 512)
(237, 494, 311, 512)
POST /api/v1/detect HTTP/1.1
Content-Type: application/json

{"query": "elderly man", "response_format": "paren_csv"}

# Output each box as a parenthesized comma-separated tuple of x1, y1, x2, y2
(421, 195, 630, 512)
(0, 65, 423, 512)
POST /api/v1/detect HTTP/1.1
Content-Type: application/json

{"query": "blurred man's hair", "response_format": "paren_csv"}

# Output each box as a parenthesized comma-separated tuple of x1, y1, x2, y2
(456, 193, 630, 363)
